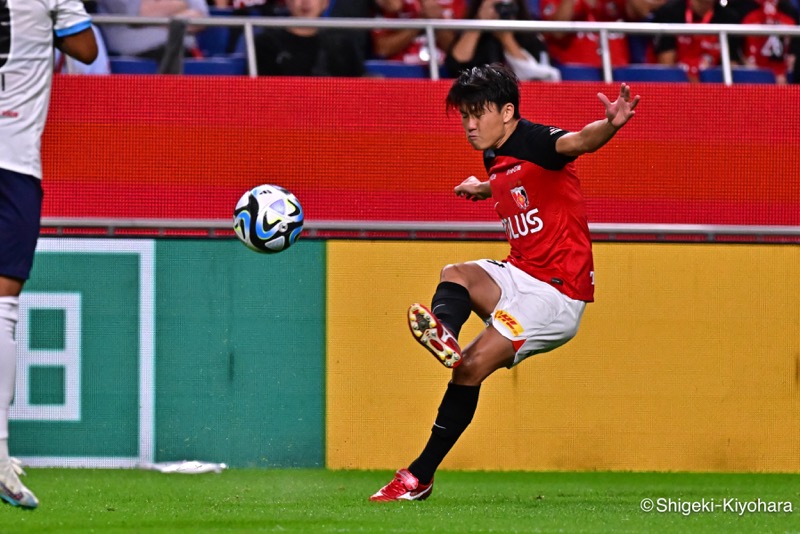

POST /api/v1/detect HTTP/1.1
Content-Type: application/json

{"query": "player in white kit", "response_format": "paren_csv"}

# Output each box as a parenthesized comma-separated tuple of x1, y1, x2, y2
(0, 0, 97, 509)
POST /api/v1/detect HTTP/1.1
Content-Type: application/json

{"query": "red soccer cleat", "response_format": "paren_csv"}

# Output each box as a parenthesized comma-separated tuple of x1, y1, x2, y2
(407, 303, 462, 368)
(369, 469, 433, 502)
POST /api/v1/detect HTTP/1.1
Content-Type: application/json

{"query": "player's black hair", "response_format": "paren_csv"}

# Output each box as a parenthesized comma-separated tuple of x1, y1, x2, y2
(446, 63, 521, 119)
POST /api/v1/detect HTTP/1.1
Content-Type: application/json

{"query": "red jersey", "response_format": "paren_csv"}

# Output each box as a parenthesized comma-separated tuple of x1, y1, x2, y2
(741, 0, 798, 77)
(484, 120, 594, 302)
(652, 0, 741, 78)
(541, 0, 630, 66)
(373, 0, 466, 64)
(676, 7, 721, 76)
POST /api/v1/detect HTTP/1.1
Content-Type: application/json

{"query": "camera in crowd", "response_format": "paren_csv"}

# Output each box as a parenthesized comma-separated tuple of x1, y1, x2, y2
(495, 0, 519, 19)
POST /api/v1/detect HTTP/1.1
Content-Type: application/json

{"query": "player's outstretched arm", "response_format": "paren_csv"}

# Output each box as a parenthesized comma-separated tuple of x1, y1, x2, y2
(55, 27, 98, 64)
(555, 83, 640, 157)
(455, 176, 492, 201)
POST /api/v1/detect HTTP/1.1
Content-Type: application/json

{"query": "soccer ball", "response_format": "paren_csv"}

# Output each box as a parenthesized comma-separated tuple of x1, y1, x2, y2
(233, 184, 304, 253)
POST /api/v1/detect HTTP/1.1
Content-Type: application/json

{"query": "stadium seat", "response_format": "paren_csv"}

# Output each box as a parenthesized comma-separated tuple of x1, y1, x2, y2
(557, 64, 603, 81)
(364, 60, 448, 79)
(183, 56, 246, 76)
(627, 35, 652, 65)
(732, 67, 776, 84)
(109, 56, 158, 74)
(699, 67, 777, 84)
(209, 6, 233, 16)
(612, 65, 689, 82)
(196, 25, 231, 57)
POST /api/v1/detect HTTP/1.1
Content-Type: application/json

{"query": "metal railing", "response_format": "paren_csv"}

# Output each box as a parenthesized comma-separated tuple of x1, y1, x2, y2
(67, 16, 800, 240)
(40, 218, 800, 241)
(91, 15, 800, 85)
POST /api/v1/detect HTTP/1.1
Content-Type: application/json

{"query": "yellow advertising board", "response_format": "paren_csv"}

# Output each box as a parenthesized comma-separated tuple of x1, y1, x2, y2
(327, 242, 800, 472)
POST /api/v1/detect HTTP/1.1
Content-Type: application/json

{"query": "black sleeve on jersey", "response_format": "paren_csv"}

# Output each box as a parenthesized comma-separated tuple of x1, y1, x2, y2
(518, 121, 577, 171)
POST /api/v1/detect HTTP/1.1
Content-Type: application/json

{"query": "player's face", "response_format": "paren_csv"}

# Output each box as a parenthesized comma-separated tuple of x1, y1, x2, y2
(459, 102, 514, 151)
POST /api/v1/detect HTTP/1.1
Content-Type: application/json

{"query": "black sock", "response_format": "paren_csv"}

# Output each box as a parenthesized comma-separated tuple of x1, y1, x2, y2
(408, 382, 480, 485)
(430, 282, 472, 339)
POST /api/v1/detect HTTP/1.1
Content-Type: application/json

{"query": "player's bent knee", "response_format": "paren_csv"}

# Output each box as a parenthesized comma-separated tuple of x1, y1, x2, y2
(439, 263, 464, 283)
(452, 350, 496, 386)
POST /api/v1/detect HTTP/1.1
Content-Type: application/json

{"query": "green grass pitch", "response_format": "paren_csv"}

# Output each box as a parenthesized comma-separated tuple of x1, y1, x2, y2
(1, 469, 798, 533)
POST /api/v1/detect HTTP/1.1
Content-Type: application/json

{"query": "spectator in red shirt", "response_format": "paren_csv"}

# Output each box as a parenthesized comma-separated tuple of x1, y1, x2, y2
(372, 0, 466, 64)
(541, 0, 664, 66)
(734, 0, 799, 83)
(651, 0, 742, 82)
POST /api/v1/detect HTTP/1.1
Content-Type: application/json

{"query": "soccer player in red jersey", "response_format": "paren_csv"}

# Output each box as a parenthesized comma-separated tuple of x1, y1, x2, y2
(540, 0, 633, 67)
(370, 63, 639, 502)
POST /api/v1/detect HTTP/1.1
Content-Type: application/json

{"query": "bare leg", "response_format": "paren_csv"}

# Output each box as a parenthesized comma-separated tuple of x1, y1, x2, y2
(0, 277, 23, 298)
(452, 325, 516, 386)
(438, 262, 500, 320)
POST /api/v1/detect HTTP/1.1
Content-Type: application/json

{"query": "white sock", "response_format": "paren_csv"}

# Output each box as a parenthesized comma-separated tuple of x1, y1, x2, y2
(0, 296, 19, 453)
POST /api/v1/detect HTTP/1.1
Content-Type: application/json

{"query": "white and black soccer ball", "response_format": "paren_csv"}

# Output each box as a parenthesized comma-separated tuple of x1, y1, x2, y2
(233, 184, 304, 253)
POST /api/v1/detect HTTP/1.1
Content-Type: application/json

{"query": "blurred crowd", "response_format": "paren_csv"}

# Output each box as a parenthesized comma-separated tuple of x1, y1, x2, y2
(75, 0, 799, 83)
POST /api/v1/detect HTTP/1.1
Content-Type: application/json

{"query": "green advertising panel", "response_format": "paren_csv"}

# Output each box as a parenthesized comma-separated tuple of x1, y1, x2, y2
(9, 239, 325, 469)
(10, 239, 151, 466)
(155, 240, 326, 468)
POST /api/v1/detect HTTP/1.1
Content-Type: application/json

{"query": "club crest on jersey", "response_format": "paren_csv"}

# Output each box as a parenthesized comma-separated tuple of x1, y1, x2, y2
(510, 186, 529, 210)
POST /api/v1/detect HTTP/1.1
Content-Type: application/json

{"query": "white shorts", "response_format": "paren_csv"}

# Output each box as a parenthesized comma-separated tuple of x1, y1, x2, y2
(473, 259, 586, 366)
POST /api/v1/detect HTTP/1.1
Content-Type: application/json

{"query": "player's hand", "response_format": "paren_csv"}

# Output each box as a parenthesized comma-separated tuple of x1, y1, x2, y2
(597, 83, 640, 129)
(455, 176, 492, 201)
